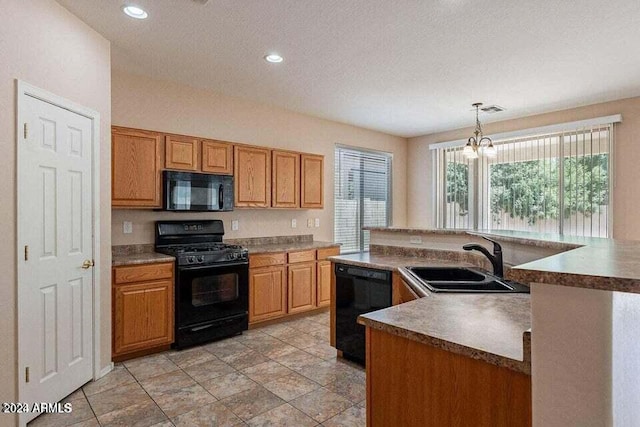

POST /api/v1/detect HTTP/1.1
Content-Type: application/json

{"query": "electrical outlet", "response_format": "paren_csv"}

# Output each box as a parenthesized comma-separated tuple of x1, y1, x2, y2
(314, 218, 320, 228)
(291, 219, 297, 228)
(409, 236, 423, 244)
(307, 218, 313, 228)
(123, 221, 133, 234)
(231, 220, 239, 231)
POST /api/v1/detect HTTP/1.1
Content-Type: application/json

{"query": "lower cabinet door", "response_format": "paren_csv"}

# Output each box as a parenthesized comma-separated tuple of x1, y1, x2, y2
(317, 260, 332, 307)
(113, 280, 174, 356)
(288, 262, 317, 314)
(250, 266, 287, 323)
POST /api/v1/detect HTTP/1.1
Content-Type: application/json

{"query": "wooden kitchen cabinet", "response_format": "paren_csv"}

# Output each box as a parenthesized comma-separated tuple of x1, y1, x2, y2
(272, 150, 300, 208)
(317, 247, 340, 308)
(249, 265, 287, 323)
(112, 262, 174, 360)
(111, 127, 163, 208)
(165, 135, 199, 171)
(234, 145, 271, 207)
(392, 274, 419, 305)
(202, 139, 233, 174)
(366, 327, 531, 426)
(288, 262, 317, 314)
(301, 154, 324, 208)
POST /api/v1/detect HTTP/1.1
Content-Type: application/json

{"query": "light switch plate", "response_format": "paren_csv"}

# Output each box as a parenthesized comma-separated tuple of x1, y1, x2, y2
(231, 220, 239, 231)
(314, 218, 320, 227)
(307, 218, 313, 228)
(409, 236, 423, 244)
(291, 219, 297, 228)
(123, 221, 133, 234)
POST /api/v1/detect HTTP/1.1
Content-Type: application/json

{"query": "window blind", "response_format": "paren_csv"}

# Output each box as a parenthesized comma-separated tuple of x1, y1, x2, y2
(334, 146, 392, 253)
(437, 124, 612, 237)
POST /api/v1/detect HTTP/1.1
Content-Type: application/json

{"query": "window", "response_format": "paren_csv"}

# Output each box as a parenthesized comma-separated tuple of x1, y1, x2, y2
(334, 145, 392, 253)
(436, 123, 613, 237)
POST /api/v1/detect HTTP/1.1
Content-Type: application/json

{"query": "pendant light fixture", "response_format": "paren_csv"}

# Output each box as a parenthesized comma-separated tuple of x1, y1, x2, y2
(463, 103, 496, 159)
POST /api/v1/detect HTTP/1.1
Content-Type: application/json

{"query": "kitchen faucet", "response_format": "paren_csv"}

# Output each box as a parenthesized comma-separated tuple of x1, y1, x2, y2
(463, 236, 504, 277)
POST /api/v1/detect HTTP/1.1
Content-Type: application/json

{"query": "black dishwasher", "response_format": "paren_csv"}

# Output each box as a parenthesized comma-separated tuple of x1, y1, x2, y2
(335, 263, 392, 365)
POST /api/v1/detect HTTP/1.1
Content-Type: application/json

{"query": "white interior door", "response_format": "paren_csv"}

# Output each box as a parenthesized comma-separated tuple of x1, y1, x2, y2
(18, 94, 94, 422)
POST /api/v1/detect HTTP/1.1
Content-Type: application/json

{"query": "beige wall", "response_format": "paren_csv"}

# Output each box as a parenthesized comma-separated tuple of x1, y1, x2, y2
(407, 97, 640, 240)
(0, 0, 111, 422)
(111, 70, 407, 245)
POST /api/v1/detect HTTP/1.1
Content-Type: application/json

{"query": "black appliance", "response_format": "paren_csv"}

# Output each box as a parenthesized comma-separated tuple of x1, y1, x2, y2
(155, 220, 249, 349)
(335, 263, 392, 365)
(163, 171, 234, 212)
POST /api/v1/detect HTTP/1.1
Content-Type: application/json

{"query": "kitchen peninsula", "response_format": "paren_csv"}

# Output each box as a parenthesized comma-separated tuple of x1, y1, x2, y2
(330, 227, 640, 427)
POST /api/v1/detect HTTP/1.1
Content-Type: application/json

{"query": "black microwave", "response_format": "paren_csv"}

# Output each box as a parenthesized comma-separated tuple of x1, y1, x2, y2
(163, 171, 234, 211)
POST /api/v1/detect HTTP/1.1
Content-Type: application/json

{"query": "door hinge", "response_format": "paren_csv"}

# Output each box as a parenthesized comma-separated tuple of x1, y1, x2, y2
(25, 367, 30, 383)
(23, 123, 28, 140)
(24, 245, 29, 261)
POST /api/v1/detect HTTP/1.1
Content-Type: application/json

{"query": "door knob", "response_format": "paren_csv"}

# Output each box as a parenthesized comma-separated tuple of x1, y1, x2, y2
(81, 259, 95, 269)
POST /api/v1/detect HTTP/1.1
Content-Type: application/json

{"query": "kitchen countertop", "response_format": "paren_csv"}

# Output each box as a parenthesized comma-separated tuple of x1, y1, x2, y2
(243, 240, 339, 254)
(328, 252, 477, 272)
(112, 238, 338, 266)
(330, 251, 531, 374)
(507, 239, 640, 293)
(112, 251, 175, 267)
(359, 294, 531, 374)
(369, 227, 640, 294)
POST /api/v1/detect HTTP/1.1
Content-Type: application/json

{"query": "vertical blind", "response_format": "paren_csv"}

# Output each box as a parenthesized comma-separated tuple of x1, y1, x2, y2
(334, 146, 392, 253)
(437, 124, 612, 237)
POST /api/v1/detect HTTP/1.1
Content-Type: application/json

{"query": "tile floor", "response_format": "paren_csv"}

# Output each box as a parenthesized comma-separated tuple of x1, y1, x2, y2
(28, 311, 366, 427)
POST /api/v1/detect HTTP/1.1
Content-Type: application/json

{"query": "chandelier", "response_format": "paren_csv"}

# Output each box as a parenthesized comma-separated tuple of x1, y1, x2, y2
(463, 103, 496, 159)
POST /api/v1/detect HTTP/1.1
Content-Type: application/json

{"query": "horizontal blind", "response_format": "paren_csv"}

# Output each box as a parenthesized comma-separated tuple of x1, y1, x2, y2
(335, 146, 392, 253)
(438, 124, 612, 237)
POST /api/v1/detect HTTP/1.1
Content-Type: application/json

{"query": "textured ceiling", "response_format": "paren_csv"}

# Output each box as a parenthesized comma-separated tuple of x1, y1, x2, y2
(57, 0, 640, 137)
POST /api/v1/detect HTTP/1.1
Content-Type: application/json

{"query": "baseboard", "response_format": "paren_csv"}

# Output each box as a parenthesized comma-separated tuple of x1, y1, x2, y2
(98, 362, 114, 379)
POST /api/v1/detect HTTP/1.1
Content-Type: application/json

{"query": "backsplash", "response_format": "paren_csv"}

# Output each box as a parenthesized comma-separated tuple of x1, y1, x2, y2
(111, 209, 331, 245)
(226, 234, 313, 246)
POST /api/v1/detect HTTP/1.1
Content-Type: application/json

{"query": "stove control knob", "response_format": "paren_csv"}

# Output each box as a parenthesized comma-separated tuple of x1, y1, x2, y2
(187, 256, 196, 264)
(197, 255, 205, 263)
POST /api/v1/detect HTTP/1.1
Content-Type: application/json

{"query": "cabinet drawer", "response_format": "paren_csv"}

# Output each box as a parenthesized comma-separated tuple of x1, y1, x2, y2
(288, 250, 316, 264)
(317, 246, 340, 260)
(114, 262, 174, 284)
(250, 252, 286, 268)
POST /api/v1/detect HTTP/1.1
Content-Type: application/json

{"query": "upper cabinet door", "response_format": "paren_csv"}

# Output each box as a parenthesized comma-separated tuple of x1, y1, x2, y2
(234, 145, 271, 207)
(272, 150, 300, 208)
(165, 135, 199, 171)
(301, 154, 324, 208)
(202, 140, 233, 175)
(112, 127, 162, 208)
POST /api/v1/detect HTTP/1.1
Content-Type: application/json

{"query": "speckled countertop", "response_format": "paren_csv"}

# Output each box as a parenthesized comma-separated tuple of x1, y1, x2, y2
(112, 244, 175, 267)
(328, 252, 479, 272)
(359, 294, 531, 374)
(112, 236, 339, 266)
(368, 227, 640, 294)
(331, 250, 531, 374)
(241, 240, 339, 254)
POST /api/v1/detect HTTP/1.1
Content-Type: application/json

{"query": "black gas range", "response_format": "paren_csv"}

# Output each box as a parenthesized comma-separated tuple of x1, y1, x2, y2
(155, 220, 249, 349)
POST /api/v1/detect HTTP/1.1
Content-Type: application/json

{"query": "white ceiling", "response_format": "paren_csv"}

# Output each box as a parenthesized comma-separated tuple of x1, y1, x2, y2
(57, 0, 640, 137)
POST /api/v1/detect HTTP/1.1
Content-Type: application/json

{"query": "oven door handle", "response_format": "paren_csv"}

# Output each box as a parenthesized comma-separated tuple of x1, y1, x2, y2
(179, 261, 248, 271)
(218, 184, 224, 210)
(189, 324, 215, 332)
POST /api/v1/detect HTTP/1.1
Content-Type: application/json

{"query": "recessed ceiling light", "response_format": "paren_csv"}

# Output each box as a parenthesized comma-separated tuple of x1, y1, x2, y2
(264, 54, 284, 63)
(122, 5, 148, 19)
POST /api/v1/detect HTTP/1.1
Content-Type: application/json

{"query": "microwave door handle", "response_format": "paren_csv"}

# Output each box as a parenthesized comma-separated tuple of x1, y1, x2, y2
(218, 184, 224, 210)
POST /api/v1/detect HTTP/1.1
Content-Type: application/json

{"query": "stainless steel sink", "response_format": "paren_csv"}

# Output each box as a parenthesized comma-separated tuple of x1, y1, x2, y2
(404, 266, 529, 294)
